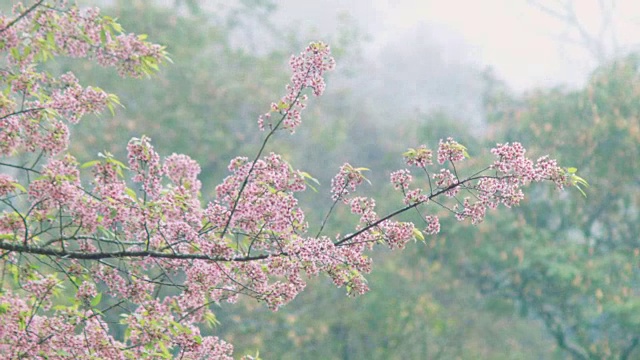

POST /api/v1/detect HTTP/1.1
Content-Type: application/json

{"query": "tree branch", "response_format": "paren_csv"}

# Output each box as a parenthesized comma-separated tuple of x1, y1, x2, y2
(621, 336, 639, 360)
(0, 241, 268, 262)
(0, 108, 48, 122)
(0, 0, 45, 34)
(0, 172, 513, 263)
(537, 306, 588, 360)
(219, 78, 308, 240)
(334, 174, 501, 246)
(527, 0, 609, 61)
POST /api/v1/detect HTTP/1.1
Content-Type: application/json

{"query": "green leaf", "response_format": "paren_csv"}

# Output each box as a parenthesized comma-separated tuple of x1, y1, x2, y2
(46, 32, 55, 47)
(90, 292, 102, 307)
(106, 157, 128, 169)
(125, 187, 137, 200)
(412, 228, 425, 242)
(450, 143, 470, 158)
(277, 100, 289, 111)
(106, 102, 115, 116)
(574, 175, 588, 187)
(203, 311, 220, 328)
(298, 171, 320, 192)
(79, 32, 93, 44)
(0, 234, 16, 241)
(109, 20, 123, 33)
(105, 93, 122, 116)
(18, 315, 26, 331)
(362, 175, 372, 185)
(80, 160, 101, 169)
(305, 182, 318, 192)
(10, 264, 19, 283)
(566, 169, 589, 197)
(156, 341, 172, 358)
(299, 171, 320, 185)
(11, 182, 27, 193)
(403, 148, 416, 157)
(142, 56, 159, 71)
(53, 304, 70, 311)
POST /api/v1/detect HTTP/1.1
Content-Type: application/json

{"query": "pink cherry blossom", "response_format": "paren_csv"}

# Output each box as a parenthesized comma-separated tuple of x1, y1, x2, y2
(437, 137, 467, 164)
(258, 42, 335, 133)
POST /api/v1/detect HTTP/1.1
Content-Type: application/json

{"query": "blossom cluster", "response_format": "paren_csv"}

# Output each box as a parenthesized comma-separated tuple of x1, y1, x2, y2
(403, 145, 433, 167)
(0, 1, 166, 158)
(258, 41, 336, 132)
(3, 2, 165, 76)
(390, 169, 413, 190)
(392, 140, 576, 230)
(331, 163, 368, 201)
(0, 286, 235, 359)
(0, 174, 15, 197)
(437, 137, 467, 164)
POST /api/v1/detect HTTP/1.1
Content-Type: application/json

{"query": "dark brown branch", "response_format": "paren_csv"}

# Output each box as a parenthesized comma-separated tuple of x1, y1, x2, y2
(0, 108, 48, 122)
(0, 241, 263, 262)
(219, 67, 312, 240)
(0, 171, 515, 263)
(333, 174, 499, 246)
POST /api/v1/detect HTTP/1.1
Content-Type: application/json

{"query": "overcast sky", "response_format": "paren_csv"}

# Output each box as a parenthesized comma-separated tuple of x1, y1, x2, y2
(279, 0, 640, 92)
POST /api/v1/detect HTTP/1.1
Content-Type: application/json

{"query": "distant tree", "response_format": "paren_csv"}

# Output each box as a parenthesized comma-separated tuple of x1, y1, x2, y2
(527, 0, 639, 63)
(454, 54, 640, 359)
(0, 1, 584, 357)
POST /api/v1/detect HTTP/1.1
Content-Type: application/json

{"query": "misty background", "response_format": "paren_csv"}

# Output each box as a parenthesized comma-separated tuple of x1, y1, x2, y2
(277, 0, 640, 89)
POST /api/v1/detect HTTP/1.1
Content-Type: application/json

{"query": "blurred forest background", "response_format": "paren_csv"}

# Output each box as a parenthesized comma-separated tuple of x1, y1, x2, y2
(3, 0, 639, 358)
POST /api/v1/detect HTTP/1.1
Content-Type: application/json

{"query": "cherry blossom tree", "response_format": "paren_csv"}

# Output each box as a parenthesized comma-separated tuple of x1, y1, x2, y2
(0, 1, 586, 358)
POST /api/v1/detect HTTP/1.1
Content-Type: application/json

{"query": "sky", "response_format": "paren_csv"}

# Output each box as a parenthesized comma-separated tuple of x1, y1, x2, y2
(279, 0, 640, 92)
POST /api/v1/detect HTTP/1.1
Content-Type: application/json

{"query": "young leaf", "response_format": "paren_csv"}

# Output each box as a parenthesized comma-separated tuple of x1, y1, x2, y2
(90, 292, 102, 307)
(412, 228, 425, 243)
(11, 182, 27, 193)
(125, 188, 138, 200)
(80, 160, 101, 169)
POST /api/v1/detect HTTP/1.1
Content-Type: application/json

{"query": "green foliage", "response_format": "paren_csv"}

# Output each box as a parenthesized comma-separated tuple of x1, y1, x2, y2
(457, 54, 640, 359)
